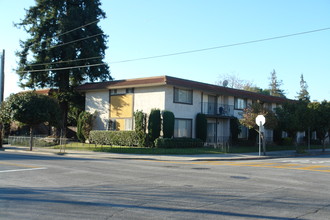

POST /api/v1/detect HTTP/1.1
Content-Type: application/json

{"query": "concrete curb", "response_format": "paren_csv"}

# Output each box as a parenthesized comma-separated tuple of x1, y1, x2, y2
(3, 145, 329, 162)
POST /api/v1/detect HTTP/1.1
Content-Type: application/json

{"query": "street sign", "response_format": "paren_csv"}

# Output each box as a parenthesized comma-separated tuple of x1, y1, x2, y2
(255, 115, 266, 156)
(255, 115, 265, 126)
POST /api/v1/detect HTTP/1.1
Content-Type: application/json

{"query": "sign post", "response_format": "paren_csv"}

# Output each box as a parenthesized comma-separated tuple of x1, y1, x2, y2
(255, 115, 265, 156)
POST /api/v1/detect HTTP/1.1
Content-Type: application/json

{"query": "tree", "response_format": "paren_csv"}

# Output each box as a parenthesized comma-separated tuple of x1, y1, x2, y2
(240, 102, 278, 154)
(269, 69, 285, 97)
(296, 74, 310, 102)
(276, 100, 311, 149)
(162, 110, 175, 138)
(15, 0, 111, 135)
(308, 101, 330, 151)
(0, 100, 12, 148)
(244, 86, 271, 96)
(216, 73, 255, 90)
(240, 102, 278, 132)
(6, 92, 61, 151)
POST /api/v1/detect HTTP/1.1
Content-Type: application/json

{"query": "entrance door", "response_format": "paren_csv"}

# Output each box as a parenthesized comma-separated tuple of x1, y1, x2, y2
(207, 122, 216, 143)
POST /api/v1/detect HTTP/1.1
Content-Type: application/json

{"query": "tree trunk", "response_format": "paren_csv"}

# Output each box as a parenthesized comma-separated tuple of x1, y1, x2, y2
(29, 126, 34, 151)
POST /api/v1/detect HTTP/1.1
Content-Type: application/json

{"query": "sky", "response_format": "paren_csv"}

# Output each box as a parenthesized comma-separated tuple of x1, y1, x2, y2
(1, 0, 330, 101)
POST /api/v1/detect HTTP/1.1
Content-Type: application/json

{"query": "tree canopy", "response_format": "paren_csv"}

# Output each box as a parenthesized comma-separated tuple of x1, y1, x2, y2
(5, 92, 62, 150)
(15, 0, 111, 134)
(16, 0, 111, 89)
(269, 69, 285, 97)
(296, 74, 310, 102)
(240, 102, 278, 131)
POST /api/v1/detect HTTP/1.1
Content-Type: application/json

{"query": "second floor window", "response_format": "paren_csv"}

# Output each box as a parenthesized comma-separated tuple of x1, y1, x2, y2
(234, 98, 247, 110)
(174, 88, 193, 104)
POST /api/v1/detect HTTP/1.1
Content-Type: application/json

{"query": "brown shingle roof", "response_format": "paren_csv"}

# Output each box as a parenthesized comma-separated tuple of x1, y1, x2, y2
(76, 75, 289, 104)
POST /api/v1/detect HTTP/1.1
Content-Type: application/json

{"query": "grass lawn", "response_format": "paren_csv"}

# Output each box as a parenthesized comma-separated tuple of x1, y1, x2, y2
(51, 142, 328, 155)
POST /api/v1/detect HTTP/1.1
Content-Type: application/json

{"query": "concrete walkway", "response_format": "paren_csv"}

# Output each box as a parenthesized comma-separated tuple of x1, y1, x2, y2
(2, 145, 329, 161)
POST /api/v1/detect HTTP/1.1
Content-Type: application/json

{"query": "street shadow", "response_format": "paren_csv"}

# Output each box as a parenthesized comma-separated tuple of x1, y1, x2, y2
(0, 186, 311, 220)
(0, 151, 93, 161)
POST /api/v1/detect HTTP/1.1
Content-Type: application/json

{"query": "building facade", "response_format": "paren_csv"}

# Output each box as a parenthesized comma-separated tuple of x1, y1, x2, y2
(76, 75, 287, 145)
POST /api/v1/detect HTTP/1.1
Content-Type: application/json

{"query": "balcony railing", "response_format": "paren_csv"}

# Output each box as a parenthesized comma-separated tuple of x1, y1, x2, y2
(201, 102, 234, 117)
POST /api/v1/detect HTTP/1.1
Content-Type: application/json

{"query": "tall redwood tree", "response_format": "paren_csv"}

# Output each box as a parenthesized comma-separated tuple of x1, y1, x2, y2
(16, 0, 111, 135)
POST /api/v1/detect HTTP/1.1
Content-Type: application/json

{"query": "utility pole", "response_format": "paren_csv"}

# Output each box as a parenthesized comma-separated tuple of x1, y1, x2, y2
(0, 50, 4, 148)
(0, 49, 5, 104)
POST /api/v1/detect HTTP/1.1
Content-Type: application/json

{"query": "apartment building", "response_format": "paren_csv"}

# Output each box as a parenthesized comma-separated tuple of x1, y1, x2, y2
(76, 75, 287, 145)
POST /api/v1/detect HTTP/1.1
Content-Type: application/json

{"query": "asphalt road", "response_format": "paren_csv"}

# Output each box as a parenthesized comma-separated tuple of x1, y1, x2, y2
(1, 151, 330, 220)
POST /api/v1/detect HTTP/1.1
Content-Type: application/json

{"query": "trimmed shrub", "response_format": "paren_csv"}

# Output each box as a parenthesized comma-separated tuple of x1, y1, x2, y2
(195, 113, 207, 142)
(77, 111, 94, 143)
(162, 110, 175, 138)
(230, 117, 241, 144)
(89, 130, 138, 146)
(154, 138, 204, 149)
(148, 109, 161, 145)
(134, 110, 148, 147)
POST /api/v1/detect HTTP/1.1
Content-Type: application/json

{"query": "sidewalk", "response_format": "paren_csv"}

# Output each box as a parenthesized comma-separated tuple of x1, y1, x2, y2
(2, 145, 329, 161)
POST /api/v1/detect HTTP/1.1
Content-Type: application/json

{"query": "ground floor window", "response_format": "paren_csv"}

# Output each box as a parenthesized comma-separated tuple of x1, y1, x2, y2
(109, 118, 133, 131)
(174, 118, 192, 138)
(239, 126, 248, 139)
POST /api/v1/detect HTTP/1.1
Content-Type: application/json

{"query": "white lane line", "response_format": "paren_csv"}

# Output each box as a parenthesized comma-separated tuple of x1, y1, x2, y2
(0, 167, 47, 173)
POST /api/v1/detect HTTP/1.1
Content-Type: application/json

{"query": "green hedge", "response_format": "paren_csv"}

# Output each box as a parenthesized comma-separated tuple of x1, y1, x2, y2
(162, 110, 175, 138)
(154, 138, 204, 149)
(196, 113, 207, 142)
(148, 109, 161, 143)
(89, 130, 138, 146)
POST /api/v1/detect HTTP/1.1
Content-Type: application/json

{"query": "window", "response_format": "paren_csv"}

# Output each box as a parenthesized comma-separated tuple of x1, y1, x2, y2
(239, 126, 248, 139)
(124, 118, 133, 130)
(234, 98, 247, 110)
(174, 119, 192, 138)
(110, 89, 117, 95)
(126, 88, 134, 94)
(174, 88, 193, 104)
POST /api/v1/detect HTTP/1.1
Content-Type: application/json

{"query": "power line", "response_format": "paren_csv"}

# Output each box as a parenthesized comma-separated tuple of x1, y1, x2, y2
(26, 19, 102, 50)
(55, 20, 100, 39)
(27, 56, 104, 67)
(49, 32, 103, 50)
(17, 63, 107, 74)
(109, 27, 330, 64)
(19, 27, 330, 73)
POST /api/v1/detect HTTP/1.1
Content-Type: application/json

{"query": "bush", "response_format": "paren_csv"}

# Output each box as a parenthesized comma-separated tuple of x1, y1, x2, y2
(148, 109, 161, 144)
(230, 117, 241, 144)
(282, 137, 293, 146)
(196, 113, 207, 142)
(77, 111, 94, 143)
(154, 138, 204, 149)
(162, 110, 175, 138)
(134, 110, 148, 147)
(89, 130, 138, 146)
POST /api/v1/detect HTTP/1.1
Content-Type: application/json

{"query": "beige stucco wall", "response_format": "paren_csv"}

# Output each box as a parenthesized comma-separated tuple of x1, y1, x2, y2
(85, 90, 109, 130)
(164, 86, 203, 138)
(134, 86, 165, 114)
